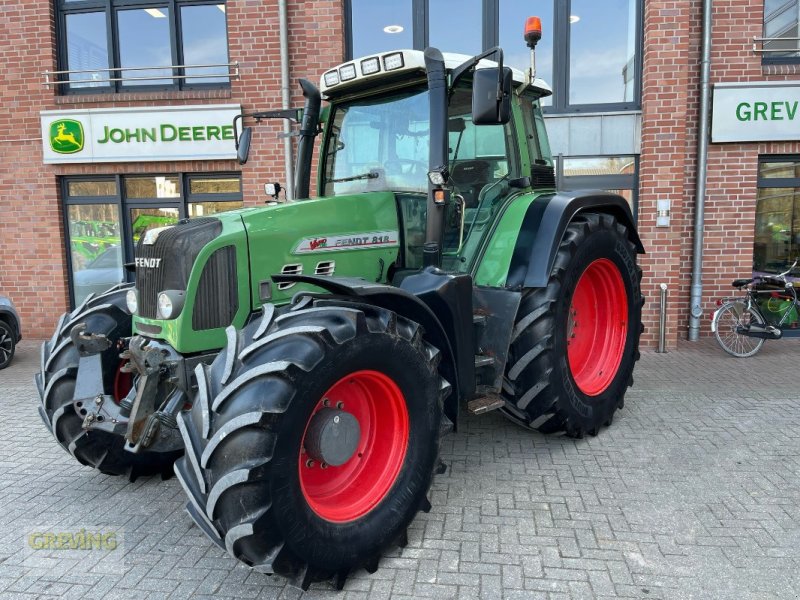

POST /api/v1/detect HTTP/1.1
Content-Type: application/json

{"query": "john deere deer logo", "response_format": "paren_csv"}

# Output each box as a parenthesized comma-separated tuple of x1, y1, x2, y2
(49, 119, 84, 154)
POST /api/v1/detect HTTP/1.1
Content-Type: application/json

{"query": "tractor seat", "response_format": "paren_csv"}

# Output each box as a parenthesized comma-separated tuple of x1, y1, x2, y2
(451, 160, 490, 208)
(731, 278, 754, 288)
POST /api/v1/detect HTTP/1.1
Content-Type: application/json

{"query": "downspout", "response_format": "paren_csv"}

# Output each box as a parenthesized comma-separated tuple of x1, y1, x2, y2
(279, 0, 295, 200)
(688, 0, 712, 341)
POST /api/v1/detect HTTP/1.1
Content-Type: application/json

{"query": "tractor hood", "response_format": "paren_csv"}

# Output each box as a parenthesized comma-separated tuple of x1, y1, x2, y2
(130, 191, 402, 353)
(240, 191, 401, 308)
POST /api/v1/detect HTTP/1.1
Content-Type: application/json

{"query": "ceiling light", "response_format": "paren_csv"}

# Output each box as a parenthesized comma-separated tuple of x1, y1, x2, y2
(383, 25, 404, 34)
(569, 15, 580, 24)
(145, 8, 167, 18)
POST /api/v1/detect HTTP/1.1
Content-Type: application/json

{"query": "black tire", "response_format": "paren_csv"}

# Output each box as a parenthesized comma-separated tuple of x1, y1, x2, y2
(175, 300, 448, 589)
(0, 320, 15, 369)
(37, 285, 182, 479)
(502, 213, 643, 437)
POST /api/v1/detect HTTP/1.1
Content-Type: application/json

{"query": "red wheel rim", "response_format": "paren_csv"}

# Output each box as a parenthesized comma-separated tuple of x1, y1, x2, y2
(113, 361, 133, 404)
(567, 258, 628, 396)
(299, 370, 409, 523)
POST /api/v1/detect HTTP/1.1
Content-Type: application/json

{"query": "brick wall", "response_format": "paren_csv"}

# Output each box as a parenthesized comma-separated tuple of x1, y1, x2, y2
(638, 0, 693, 349)
(0, 1, 344, 339)
(638, 0, 800, 348)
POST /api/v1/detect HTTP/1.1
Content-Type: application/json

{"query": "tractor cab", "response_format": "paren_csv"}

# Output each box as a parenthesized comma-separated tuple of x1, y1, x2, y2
(316, 53, 554, 277)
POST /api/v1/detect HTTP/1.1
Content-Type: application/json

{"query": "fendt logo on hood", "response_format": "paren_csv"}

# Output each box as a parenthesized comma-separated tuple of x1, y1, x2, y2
(49, 119, 85, 154)
(135, 258, 162, 268)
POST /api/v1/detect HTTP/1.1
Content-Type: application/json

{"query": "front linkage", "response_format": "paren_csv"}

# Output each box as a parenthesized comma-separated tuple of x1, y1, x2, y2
(37, 286, 187, 479)
(72, 329, 214, 455)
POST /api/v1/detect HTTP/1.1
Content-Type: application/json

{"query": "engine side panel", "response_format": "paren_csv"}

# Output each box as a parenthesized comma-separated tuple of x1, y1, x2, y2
(242, 192, 401, 309)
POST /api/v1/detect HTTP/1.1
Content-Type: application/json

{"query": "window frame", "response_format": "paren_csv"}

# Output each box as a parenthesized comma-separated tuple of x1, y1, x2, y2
(761, 0, 800, 65)
(61, 172, 242, 308)
(55, 0, 231, 95)
(344, 0, 643, 113)
(754, 155, 800, 274)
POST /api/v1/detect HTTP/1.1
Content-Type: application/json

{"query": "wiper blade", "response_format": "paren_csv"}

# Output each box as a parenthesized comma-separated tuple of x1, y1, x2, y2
(328, 171, 379, 184)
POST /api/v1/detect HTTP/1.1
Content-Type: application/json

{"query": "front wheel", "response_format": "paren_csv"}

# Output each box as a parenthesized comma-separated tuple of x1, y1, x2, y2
(37, 286, 182, 479)
(502, 213, 643, 437)
(712, 301, 765, 357)
(0, 320, 15, 369)
(175, 301, 449, 588)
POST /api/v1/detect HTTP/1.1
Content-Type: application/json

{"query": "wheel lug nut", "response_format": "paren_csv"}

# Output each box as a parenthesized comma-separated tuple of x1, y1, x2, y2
(322, 398, 330, 407)
(305, 459, 315, 468)
(321, 462, 328, 469)
(336, 401, 344, 409)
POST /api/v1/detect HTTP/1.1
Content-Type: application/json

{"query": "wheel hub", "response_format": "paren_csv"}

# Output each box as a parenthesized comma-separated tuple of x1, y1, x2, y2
(299, 370, 410, 523)
(303, 408, 361, 467)
(567, 258, 628, 396)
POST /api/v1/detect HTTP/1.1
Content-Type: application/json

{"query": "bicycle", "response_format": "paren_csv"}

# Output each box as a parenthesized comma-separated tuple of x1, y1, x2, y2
(711, 260, 800, 357)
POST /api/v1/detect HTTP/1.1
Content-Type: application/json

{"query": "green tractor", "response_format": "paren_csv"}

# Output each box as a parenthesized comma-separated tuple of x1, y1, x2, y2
(36, 23, 643, 590)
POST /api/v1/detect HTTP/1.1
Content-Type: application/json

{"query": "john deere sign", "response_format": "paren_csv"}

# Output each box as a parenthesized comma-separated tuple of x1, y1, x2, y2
(40, 104, 240, 164)
(712, 82, 800, 143)
(49, 119, 85, 154)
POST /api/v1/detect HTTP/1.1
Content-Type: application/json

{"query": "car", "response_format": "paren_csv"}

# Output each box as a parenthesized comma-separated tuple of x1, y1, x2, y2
(73, 245, 125, 305)
(0, 296, 22, 369)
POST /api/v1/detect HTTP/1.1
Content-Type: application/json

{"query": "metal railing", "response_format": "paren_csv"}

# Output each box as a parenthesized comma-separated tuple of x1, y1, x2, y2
(43, 62, 239, 86)
(753, 36, 800, 54)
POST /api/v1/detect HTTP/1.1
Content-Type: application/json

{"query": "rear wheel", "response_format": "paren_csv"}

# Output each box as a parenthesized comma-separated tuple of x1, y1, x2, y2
(0, 320, 15, 369)
(502, 213, 643, 437)
(37, 285, 181, 479)
(713, 301, 765, 358)
(176, 301, 448, 589)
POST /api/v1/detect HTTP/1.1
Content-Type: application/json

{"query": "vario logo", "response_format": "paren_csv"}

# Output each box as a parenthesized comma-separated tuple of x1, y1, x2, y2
(49, 119, 85, 154)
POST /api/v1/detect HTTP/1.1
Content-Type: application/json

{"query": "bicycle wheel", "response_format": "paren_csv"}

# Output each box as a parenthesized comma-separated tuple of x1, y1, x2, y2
(713, 301, 765, 358)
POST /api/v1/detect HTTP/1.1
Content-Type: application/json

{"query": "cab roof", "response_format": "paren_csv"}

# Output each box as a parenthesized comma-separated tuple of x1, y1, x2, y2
(320, 49, 552, 99)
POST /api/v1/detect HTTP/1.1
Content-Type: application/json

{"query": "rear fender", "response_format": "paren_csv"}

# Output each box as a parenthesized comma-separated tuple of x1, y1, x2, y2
(271, 269, 473, 430)
(506, 191, 644, 289)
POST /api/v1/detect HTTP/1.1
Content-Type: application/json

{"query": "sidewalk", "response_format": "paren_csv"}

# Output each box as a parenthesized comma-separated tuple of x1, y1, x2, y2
(0, 338, 798, 599)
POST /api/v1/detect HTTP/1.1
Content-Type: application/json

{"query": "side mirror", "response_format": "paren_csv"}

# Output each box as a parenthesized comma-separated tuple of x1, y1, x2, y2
(472, 67, 512, 125)
(237, 127, 253, 165)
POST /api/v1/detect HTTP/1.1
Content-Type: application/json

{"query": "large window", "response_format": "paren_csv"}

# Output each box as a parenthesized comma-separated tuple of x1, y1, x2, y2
(755, 158, 800, 275)
(762, 0, 800, 61)
(346, 0, 642, 112)
(56, 0, 230, 93)
(63, 173, 242, 306)
(557, 155, 639, 219)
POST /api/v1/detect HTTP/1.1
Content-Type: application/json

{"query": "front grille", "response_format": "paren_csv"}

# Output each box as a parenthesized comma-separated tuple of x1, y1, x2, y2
(531, 164, 556, 189)
(192, 246, 238, 330)
(135, 218, 221, 319)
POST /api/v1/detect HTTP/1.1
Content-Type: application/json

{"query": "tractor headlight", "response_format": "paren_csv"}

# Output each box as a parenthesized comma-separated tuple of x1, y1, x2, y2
(157, 290, 186, 320)
(126, 289, 138, 315)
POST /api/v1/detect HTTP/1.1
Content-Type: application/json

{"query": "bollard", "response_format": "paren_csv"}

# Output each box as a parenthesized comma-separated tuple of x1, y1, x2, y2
(657, 283, 668, 353)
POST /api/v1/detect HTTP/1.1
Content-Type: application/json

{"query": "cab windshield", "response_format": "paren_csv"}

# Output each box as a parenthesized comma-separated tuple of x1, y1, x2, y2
(322, 87, 430, 196)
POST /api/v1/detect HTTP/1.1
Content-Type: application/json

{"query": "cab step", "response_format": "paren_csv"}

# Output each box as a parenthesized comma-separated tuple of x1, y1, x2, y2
(467, 387, 506, 415)
(474, 355, 495, 369)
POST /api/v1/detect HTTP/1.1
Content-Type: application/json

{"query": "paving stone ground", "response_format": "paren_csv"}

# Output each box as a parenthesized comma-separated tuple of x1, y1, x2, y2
(0, 337, 799, 600)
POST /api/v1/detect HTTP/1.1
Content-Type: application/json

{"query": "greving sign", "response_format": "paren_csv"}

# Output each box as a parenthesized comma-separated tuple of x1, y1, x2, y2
(712, 82, 800, 143)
